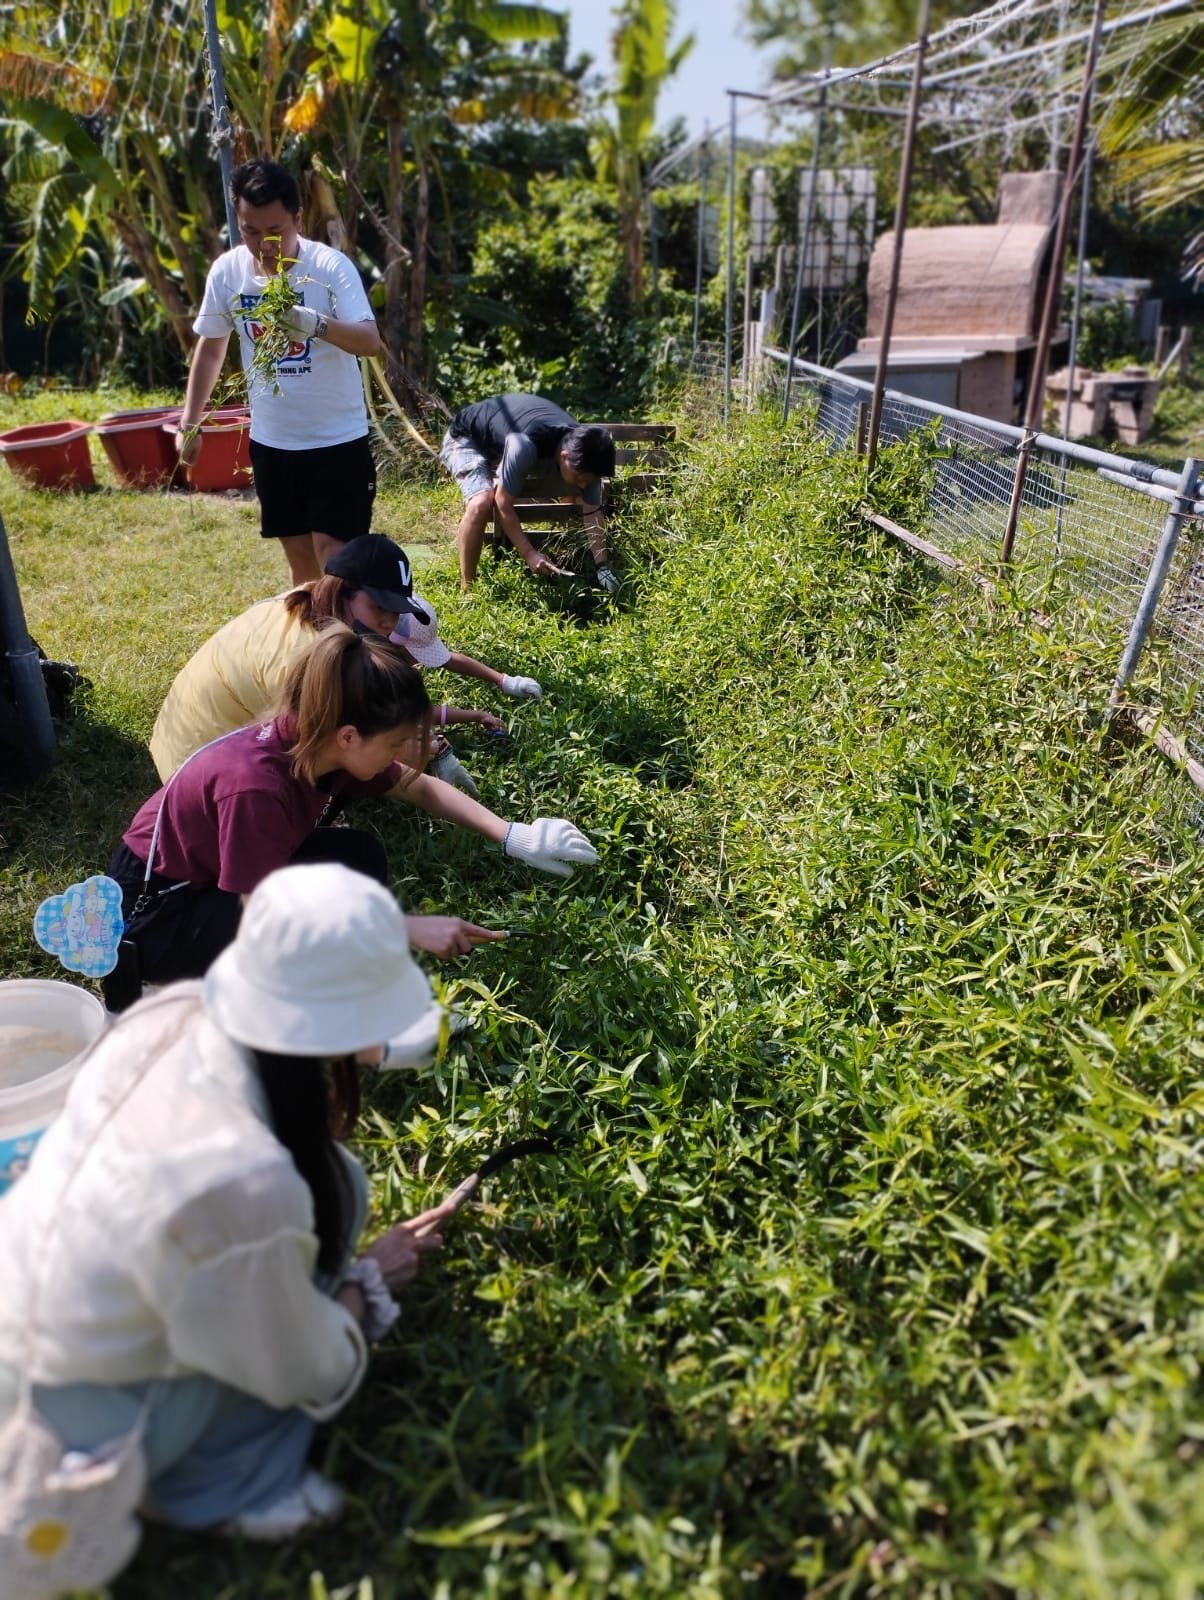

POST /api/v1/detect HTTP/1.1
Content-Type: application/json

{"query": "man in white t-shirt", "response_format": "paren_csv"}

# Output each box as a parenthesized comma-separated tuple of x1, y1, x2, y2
(179, 159, 383, 585)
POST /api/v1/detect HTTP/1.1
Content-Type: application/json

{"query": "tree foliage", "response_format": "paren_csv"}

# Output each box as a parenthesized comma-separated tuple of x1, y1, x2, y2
(1097, 7, 1204, 281)
(590, 0, 693, 307)
(740, 0, 983, 81)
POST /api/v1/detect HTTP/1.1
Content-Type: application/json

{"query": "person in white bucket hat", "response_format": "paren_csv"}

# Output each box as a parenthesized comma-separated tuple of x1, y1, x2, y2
(0, 864, 458, 1590)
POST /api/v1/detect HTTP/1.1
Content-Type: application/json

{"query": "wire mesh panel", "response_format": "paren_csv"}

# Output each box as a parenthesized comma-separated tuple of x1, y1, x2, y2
(749, 167, 774, 264)
(786, 369, 865, 450)
(1013, 447, 1169, 621)
(760, 349, 1204, 821)
(784, 368, 1173, 620)
(796, 168, 877, 291)
(877, 394, 1018, 568)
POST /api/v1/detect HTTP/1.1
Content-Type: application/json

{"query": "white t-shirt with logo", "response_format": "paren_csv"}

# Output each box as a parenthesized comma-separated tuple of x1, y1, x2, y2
(193, 238, 373, 451)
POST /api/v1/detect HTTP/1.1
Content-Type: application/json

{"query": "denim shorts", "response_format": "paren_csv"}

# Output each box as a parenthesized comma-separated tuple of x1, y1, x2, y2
(439, 430, 496, 500)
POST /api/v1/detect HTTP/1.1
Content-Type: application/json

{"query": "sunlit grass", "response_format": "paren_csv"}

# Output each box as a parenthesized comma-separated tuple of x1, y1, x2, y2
(1, 403, 1202, 1598)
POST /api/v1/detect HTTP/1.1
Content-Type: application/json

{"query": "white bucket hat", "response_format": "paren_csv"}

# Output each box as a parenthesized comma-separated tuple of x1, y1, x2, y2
(389, 595, 452, 669)
(203, 864, 438, 1060)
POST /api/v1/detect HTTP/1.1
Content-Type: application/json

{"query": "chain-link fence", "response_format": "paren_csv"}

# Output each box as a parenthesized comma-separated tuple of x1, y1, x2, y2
(751, 350, 1204, 812)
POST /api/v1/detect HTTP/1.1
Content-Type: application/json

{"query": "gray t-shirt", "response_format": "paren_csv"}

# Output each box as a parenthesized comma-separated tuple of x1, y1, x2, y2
(498, 435, 602, 507)
(450, 394, 602, 507)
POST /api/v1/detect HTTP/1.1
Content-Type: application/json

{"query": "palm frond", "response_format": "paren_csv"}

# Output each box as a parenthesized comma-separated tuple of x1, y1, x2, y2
(26, 172, 93, 320)
(1115, 138, 1204, 214)
(1, 98, 122, 196)
(471, 3, 565, 45)
(1097, 14, 1204, 156)
(0, 48, 113, 114)
(2, 124, 62, 185)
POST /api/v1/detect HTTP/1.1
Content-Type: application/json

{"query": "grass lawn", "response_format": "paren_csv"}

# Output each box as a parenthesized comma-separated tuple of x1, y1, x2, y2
(2, 399, 1203, 1598)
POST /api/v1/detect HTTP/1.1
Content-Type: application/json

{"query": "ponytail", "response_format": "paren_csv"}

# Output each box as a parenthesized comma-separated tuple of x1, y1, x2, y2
(283, 575, 358, 629)
(279, 623, 431, 783)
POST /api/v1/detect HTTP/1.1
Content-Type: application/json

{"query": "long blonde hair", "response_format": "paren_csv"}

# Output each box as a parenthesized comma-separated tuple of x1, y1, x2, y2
(277, 624, 431, 784)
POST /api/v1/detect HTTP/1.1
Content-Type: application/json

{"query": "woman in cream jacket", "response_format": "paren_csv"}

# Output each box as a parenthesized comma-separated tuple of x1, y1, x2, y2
(0, 863, 455, 1583)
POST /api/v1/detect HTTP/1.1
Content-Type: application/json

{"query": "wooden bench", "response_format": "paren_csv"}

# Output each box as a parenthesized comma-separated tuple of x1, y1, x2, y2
(491, 422, 677, 539)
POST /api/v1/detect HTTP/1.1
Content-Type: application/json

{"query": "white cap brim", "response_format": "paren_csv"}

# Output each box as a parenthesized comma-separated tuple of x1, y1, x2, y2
(203, 943, 433, 1057)
(403, 635, 452, 669)
(380, 1001, 445, 1070)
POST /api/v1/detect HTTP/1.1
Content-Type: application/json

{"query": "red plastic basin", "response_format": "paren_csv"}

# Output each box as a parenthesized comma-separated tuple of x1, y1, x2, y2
(95, 406, 183, 488)
(164, 410, 252, 493)
(0, 420, 95, 490)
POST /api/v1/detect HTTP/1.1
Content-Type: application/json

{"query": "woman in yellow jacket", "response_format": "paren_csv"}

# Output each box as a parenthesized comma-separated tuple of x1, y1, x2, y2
(149, 534, 541, 791)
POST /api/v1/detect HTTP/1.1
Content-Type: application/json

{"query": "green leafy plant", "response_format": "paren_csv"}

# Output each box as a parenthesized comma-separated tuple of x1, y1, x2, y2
(3, 399, 1204, 1597)
(239, 247, 303, 397)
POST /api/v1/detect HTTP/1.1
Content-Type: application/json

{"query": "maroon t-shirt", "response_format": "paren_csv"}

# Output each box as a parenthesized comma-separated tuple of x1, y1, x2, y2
(123, 719, 401, 896)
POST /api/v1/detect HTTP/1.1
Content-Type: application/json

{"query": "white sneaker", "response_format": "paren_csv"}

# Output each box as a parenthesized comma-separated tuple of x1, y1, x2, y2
(221, 1470, 345, 1542)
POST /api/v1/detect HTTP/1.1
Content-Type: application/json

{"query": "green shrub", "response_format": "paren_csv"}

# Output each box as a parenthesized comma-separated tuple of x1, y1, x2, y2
(436, 175, 694, 419)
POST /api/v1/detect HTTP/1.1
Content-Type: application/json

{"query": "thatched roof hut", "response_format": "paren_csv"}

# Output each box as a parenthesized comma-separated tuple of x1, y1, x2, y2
(865, 223, 1053, 342)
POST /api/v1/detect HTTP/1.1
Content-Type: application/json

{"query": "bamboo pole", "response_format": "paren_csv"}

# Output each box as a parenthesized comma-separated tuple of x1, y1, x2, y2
(724, 93, 737, 423)
(782, 71, 829, 422)
(691, 128, 710, 366)
(1000, 0, 1108, 565)
(865, 0, 932, 476)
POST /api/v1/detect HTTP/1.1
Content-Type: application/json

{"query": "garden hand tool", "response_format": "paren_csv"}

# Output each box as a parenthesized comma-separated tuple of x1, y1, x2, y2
(414, 1137, 561, 1236)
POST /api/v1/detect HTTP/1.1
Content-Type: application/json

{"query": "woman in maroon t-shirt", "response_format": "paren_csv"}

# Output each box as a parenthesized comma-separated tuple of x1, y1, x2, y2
(105, 627, 507, 1009)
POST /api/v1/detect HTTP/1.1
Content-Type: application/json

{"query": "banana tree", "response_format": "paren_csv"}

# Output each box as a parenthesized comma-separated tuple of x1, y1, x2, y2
(279, 0, 574, 375)
(591, 0, 693, 309)
(0, 4, 218, 354)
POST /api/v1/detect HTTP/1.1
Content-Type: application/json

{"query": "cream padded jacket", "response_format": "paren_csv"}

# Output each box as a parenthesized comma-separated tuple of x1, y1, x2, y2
(0, 985, 367, 1421)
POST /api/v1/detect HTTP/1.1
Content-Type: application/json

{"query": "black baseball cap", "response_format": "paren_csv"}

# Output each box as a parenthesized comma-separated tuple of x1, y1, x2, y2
(324, 535, 430, 623)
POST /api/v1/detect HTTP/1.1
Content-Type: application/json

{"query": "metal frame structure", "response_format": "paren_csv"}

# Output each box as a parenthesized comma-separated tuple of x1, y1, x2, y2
(663, 0, 1191, 436)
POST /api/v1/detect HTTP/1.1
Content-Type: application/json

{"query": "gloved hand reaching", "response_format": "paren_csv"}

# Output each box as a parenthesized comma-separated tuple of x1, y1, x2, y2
(502, 818, 598, 877)
(501, 674, 543, 702)
(429, 742, 479, 798)
(283, 304, 329, 341)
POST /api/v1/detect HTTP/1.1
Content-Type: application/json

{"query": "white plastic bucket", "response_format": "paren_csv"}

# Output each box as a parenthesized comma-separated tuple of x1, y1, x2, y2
(0, 980, 106, 1194)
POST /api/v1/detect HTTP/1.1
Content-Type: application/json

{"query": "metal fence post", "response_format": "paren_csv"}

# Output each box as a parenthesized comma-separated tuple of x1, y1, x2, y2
(866, 0, 931, 476)
(202, 0, 239, 244)
(0, 509, 56, 779)
(1110, 456, 1202, 708)
(724, 93, 737, 423)
(1001, 0, 1107, 563)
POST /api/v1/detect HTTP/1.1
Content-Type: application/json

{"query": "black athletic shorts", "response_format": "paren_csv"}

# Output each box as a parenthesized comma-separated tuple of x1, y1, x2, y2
(248, 434, 377, 543)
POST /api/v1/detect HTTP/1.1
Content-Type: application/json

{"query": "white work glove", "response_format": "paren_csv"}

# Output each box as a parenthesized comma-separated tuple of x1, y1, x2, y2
(283, 304, 329, 340)
(501, 674, 543, 702)
(502, 818, 598, 877)
(595, 564, 621, 596)
(429, 742, 479, 798)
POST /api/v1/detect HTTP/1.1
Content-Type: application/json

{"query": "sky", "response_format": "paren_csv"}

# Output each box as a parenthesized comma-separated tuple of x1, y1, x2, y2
(554, 0, 776, 143)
